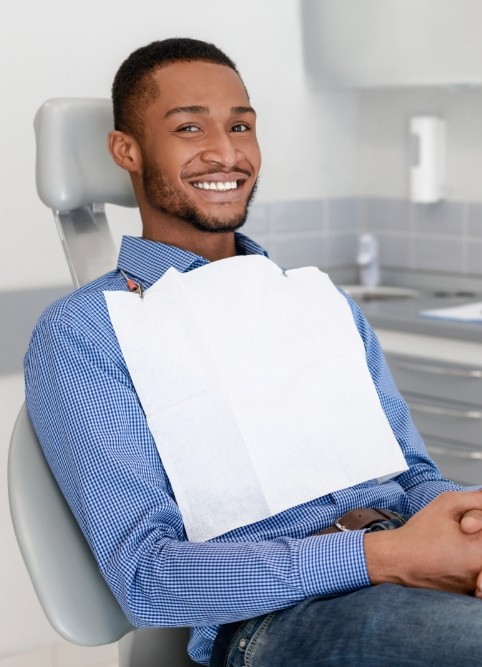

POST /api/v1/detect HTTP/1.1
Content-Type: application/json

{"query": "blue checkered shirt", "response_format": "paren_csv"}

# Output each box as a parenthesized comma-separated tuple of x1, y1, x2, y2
(25, 233, 459, 665)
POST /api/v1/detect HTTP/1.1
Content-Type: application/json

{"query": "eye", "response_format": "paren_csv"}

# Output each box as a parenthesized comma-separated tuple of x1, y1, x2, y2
(231, 123, 250, 133)
(177, 125, 201, 133)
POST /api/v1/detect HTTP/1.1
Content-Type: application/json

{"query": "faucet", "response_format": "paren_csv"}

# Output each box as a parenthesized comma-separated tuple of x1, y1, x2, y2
(357, 234, 380, 287)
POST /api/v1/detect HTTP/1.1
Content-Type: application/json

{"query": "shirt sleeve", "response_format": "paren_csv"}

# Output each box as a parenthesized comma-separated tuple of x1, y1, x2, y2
(24, 292, 456, 631)
(24, 313, 371, 629)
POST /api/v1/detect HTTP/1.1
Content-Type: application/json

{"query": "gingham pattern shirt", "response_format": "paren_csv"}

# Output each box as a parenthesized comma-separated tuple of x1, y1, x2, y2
(25, 233, 459, 665)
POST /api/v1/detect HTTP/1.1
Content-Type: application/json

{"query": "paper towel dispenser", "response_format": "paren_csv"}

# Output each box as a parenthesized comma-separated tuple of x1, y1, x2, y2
(302, 0, 482, 89)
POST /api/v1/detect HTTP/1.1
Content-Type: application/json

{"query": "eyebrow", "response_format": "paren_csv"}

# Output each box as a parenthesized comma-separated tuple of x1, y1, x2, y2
(164, 105, 256, 118)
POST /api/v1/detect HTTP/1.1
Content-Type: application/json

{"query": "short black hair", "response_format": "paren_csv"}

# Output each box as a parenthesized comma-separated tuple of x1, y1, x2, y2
(112, 37, 240, 139)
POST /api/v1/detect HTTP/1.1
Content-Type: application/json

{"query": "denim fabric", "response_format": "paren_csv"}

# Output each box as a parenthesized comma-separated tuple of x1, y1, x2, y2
(213, 584, 482, 666)
(212, 518, 482, 666)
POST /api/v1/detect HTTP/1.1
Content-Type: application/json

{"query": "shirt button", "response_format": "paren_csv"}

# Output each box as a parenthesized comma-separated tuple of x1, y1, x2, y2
(239, 637, 248, 649)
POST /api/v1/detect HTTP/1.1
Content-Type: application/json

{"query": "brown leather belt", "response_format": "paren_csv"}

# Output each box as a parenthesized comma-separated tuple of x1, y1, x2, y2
(315, 508, 403, 535)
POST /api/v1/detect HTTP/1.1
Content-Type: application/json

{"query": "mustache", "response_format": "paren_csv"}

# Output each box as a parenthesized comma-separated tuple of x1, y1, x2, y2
(182, 167, 252, 179)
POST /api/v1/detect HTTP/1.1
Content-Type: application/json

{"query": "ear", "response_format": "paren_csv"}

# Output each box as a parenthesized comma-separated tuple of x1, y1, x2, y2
(107, 130, 141, 174)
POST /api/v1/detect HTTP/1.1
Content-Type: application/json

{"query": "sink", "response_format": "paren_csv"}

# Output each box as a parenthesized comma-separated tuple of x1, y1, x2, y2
(341, 285, 420, 302)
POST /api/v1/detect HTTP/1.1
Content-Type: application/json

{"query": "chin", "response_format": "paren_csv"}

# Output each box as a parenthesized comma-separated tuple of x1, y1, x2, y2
(187, 215, 247, 234)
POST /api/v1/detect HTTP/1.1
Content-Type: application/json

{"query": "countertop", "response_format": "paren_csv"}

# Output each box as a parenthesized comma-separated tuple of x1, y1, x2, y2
(352, 290, 482, 344)
(2, 279, 481, 378)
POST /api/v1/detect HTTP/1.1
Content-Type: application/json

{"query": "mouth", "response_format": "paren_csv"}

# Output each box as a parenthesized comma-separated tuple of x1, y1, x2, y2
(192, 180, 239, 192)
(186, 169, 252, 198)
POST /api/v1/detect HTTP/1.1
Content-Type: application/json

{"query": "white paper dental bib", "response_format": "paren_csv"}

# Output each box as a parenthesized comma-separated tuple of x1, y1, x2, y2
(105, 256, 407, 542)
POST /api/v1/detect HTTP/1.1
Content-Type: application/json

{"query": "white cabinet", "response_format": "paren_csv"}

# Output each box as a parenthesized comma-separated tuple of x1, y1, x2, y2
(301, 0, 482, 88)
(377, 330, 482, 485)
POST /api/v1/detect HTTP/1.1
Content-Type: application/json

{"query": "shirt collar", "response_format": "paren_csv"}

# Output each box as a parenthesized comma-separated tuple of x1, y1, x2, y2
(117, 233, 268, 289)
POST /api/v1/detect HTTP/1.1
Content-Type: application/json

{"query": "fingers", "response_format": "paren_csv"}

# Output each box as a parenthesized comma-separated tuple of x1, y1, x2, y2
(434, 489, 482, 520)
(475, 571, 482, 598)
(461, 509, 482, 534)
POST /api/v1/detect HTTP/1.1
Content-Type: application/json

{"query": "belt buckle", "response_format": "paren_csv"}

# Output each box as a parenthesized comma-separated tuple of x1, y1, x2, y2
(334, 518, 350, 532)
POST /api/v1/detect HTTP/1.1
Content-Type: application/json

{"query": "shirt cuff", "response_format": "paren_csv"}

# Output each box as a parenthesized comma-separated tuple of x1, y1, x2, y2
(299, 530, 370, 598)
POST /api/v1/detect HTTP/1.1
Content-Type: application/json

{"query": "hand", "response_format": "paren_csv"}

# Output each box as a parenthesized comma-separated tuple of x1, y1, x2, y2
(462, 509, 482, 598)
(461, 509, 482, 598)
(364, 490, 482, 596)
(461, 509, 482, 534)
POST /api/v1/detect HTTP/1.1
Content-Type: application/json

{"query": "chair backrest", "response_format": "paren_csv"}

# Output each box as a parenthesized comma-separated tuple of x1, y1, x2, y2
(9, 98, 194, 664)
(8, 405, 193, 664)
(8, 98, 194, 667)
(34, 97, 137, 287)
(8, 404, 134, 646)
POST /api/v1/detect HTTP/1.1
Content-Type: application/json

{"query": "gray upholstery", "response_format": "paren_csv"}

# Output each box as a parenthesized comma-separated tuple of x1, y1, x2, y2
(34, 98, 137, 286)
(7, 98, 196, 665)
(8, 405, 134, 646)
(34, 97, 136, 211)
(8, 404, 194, 665)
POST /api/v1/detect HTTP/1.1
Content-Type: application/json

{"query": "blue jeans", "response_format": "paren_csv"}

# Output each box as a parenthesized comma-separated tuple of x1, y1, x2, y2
(211, 584, 482, 666)
(211, 517, 482, 666)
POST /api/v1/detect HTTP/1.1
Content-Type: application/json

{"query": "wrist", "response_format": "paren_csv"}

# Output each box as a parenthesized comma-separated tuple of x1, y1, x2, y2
(364, 529, 405, 587)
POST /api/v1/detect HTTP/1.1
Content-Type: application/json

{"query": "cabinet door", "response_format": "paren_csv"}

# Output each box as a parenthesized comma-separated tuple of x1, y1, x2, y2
(302, 0, 482, 88)
(425, 437, 482, 486)
(406, 396, 482, 449)
(385, 351, 482, 485)
(388, 355, 482, 407)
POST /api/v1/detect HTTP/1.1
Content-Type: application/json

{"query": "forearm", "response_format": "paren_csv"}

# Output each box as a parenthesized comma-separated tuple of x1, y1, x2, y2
(25, 317, 371, 627)
(104, 529, 370, 627)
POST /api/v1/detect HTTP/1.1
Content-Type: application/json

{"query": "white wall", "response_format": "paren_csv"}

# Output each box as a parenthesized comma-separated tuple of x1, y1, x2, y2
(358, 86, 482, 201)
(0, 0, 360, 293)
(0, 0, 360, 660)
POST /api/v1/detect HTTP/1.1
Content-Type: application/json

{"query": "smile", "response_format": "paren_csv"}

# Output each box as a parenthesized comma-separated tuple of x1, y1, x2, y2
(192, 180, 238, 191)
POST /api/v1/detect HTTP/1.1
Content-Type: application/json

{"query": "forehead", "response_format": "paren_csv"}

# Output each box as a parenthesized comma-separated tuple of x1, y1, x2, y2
(147, 61, 250, 114)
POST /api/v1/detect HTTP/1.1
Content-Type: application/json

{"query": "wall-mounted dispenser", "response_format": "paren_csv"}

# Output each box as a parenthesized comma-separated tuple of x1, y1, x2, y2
(357, 234, 380, 287)
(409, 116, 446, 204)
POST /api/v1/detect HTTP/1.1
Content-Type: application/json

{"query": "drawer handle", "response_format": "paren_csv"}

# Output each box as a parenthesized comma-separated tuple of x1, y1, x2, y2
(410, 402, 482, 420)
(391, 359, 482, 379)
(427, 444, 482, 460)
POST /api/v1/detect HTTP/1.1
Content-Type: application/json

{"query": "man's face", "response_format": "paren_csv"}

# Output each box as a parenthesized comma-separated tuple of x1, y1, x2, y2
(137, 60, 261, 234)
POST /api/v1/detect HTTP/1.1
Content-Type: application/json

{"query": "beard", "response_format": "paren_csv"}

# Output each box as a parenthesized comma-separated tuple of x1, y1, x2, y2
(141, 159, 258, 234)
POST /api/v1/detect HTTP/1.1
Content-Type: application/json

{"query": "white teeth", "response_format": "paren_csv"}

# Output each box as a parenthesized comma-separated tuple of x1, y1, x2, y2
(193, 180, 238, 191)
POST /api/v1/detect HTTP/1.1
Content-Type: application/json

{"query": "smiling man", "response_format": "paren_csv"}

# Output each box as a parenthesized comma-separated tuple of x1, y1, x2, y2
(109, 46, 260, 259)
(25, 38, 482, 667)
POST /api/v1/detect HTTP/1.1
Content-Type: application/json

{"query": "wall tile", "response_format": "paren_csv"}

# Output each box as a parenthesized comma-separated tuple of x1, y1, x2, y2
(467, 239, 482, 276)
(269, 235, 324, 269)
(321, 234, 358, 270)
(326, 198, 358, 231)
(413, 201, 464, 236)
(412, 237, 464, 274)
(244, 202, 270, 235)
(467, 203, 482, 237)
(378, 233, 411, 270)
(270, 200, 325, 233)
(362, 198, 412, 232)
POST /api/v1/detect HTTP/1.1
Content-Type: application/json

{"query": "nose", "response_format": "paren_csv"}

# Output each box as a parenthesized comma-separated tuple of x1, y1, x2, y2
(200, 127, 240, 168)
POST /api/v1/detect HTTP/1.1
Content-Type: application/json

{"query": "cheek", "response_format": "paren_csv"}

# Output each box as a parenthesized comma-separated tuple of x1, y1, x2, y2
(144, 137, 188, 177)
(247, 140, 262, 171)
(168, 147, 201, 182)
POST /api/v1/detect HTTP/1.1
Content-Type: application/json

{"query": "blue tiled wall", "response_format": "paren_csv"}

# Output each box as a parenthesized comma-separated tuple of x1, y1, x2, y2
(245, 197, 482, 278)
(244, 198, 358, 272)
(3, 197, 481, 377)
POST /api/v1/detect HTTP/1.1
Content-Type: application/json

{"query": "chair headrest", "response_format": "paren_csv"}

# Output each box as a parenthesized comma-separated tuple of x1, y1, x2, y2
(34, 98, 137, 212)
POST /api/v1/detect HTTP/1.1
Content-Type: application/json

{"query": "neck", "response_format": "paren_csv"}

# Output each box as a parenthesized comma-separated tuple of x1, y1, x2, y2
(141, 214, 238, 262)
(144, 230, 237, 262)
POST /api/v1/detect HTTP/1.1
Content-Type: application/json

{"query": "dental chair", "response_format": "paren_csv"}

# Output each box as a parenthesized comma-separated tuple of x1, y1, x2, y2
(8, 98, 194, 666)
